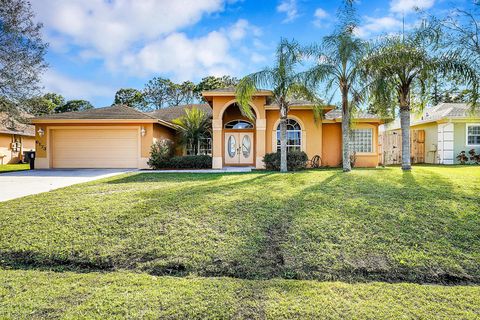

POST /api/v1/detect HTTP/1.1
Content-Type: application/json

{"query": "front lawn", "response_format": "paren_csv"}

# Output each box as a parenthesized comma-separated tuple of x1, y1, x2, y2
(0, 166, 479, 283)
(0, 163, 29, 174)
(1, 269, 479, 319)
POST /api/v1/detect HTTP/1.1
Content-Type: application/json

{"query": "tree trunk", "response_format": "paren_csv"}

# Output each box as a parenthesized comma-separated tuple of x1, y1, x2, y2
(399, 105, 411, 171)
(279, 103, 288, 173)
(341, 87, 351, 172)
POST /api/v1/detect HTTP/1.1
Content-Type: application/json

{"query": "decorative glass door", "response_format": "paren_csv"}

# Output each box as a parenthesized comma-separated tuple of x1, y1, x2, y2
(224, 132, 254, 165)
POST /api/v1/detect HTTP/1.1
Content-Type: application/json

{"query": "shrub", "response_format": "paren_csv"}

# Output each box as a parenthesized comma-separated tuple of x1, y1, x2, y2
(457, 151, 469, 164)
(167, 155, 212, 169)
(148, 139, 174, 169)
(263, 151, 308, 171)
(468, 149, 480, 164)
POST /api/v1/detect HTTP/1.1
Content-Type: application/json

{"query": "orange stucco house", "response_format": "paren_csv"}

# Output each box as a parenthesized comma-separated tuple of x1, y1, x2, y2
(31, 89, 383, 169)
(0, 114, 35, 165)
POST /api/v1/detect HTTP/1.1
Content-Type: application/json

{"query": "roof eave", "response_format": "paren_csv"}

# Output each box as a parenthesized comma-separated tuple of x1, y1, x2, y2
(31, 119, 159, 124)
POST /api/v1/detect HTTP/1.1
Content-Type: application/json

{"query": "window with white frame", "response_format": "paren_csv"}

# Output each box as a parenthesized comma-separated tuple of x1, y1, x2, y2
(187, 137, 212, 155)
(276, 119, 302, 152)
(350, 128, 373, 153)
(467, 124, 480, 145)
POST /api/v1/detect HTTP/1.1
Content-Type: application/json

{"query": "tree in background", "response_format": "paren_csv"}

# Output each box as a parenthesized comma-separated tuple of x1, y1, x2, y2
(172, 107, 211, 155)
(236, 39, 319, 172)
(0, 0, 48, 120)
(195, 76, 239, 100)
(143, 77, 173, 110)
(364, 24, 479, 170)
(114, 88, 145, 109)
(25, 93, 65, 116)
(305, 1, 367, 172)
(55, 100, 93, 113)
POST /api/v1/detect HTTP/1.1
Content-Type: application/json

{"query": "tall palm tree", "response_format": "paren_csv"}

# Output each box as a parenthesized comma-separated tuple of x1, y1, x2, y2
(172, 107, 211, 155)
(236, 38, 318, 172)
(305, 31, 367, 172)
(364, 25, 479, 170)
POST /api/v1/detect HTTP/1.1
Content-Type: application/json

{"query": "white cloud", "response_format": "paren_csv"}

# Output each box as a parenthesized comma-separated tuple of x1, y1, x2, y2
(42, 70, 115, 102)
(355, 16, 403, 37)
(277, 0, 299, 23)
(32, 1, 265, 84)
(33, 0, 226, 56)
(313, 8, 329, 27)
(389, 0, 435, 14)
(121, 30, 239, 81)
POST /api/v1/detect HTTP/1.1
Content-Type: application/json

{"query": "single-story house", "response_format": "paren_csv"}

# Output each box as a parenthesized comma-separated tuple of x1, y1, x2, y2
(31, 89, 383, 169)
(0, 114, 35, 164)
(381, 103, 480, 164)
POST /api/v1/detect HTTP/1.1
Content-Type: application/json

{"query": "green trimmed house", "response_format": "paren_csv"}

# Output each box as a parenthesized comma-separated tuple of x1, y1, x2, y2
(381, 103, 480, 164)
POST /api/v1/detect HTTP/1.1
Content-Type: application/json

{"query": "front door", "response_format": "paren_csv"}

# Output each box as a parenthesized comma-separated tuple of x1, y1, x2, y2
(224, 132, 254, 165)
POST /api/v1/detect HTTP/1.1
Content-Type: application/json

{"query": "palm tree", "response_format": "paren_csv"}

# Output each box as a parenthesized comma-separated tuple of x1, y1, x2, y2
(364, 25, 479, 170)
(305, 30, 367, 172)
(172, 107, 211, 155)
(236, 39, 318, 172)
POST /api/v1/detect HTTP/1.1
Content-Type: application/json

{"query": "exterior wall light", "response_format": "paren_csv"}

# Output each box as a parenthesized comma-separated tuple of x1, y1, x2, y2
(140, 127, 146, 136)
(37, 128, 44, 137)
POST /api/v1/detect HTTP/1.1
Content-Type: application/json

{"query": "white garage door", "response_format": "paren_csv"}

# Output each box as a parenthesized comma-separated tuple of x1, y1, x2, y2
(51, 128, 138, 168)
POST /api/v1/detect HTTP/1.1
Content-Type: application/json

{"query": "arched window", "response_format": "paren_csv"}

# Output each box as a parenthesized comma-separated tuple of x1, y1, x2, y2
(224, 120, 254, 129)
(276, 119, 302, 152)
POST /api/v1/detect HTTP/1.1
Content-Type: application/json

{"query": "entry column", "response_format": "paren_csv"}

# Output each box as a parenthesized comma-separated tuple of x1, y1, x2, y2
(256, 118, 266, 169)
(212, 119, 223, 169)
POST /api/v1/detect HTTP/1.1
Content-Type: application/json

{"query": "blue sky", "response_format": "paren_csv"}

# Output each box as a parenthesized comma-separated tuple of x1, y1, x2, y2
(31, 0, 473, 107)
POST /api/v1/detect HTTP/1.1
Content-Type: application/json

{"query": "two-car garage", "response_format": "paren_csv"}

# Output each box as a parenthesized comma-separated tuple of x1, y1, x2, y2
(50, 128, 139, 169)
(31, 105, 178, 169)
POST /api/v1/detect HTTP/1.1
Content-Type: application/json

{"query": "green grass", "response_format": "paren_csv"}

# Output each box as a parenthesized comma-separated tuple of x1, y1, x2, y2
(1, 166, 479, 318)
(0, 163, 29, 173)
(0, 166, 479, 283)
(1, 269, 479, 319)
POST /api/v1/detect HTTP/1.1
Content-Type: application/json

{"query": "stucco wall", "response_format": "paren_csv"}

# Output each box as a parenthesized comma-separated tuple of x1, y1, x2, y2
(34, 122, 173, 169)
(321, 123, 342, 166)
(265, 109, 323, 160)
(454, 122, 480, 164)
(0, 133, 35, 164)
(321, 122, 380, 167)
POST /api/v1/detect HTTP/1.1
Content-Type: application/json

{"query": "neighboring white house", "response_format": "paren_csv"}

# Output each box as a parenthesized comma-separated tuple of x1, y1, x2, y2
(381, 103, 480, 164)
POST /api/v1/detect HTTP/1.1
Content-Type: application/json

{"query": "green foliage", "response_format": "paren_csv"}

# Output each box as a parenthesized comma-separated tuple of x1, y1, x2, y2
(143, 77, 173, 110)
(113, 88, 145, 109)
(0, 0, 47, 120)
(54, 100, 94, 113)
(263, 151, 308, 171)
(172, 107, 211, 155)
(1, 269, 479, 319)
(149, 154, 212, 169)
(0, 167, 479, 283)
(25, 93, 65, 116)
(147, 139, 174, 169)
(195, 75, 239, 99)
(167, 155, 212, 169)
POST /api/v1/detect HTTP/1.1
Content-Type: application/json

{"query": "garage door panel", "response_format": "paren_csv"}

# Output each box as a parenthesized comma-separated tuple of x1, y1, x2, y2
(52, 129, 138, 168)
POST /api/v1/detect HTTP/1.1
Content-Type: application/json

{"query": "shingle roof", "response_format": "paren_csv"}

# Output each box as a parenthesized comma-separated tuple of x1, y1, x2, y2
(324, 109, 380, 120)
(0, 113, 35, 136)
(149, 104, 212, 122)
(32, 105, 157, 120)
(384, 103, 480, 130)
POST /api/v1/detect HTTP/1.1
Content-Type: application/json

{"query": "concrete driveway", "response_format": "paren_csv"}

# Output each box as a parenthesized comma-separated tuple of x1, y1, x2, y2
(0, 169, 135, 202)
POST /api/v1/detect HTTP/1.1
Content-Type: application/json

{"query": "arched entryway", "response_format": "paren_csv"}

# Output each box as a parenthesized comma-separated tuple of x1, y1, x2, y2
(222, 103, 256, 166)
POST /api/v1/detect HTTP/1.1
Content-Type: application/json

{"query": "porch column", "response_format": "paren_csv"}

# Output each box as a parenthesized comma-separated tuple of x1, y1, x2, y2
(212, 119, 223, 169)
(256, 118, 266, 169)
